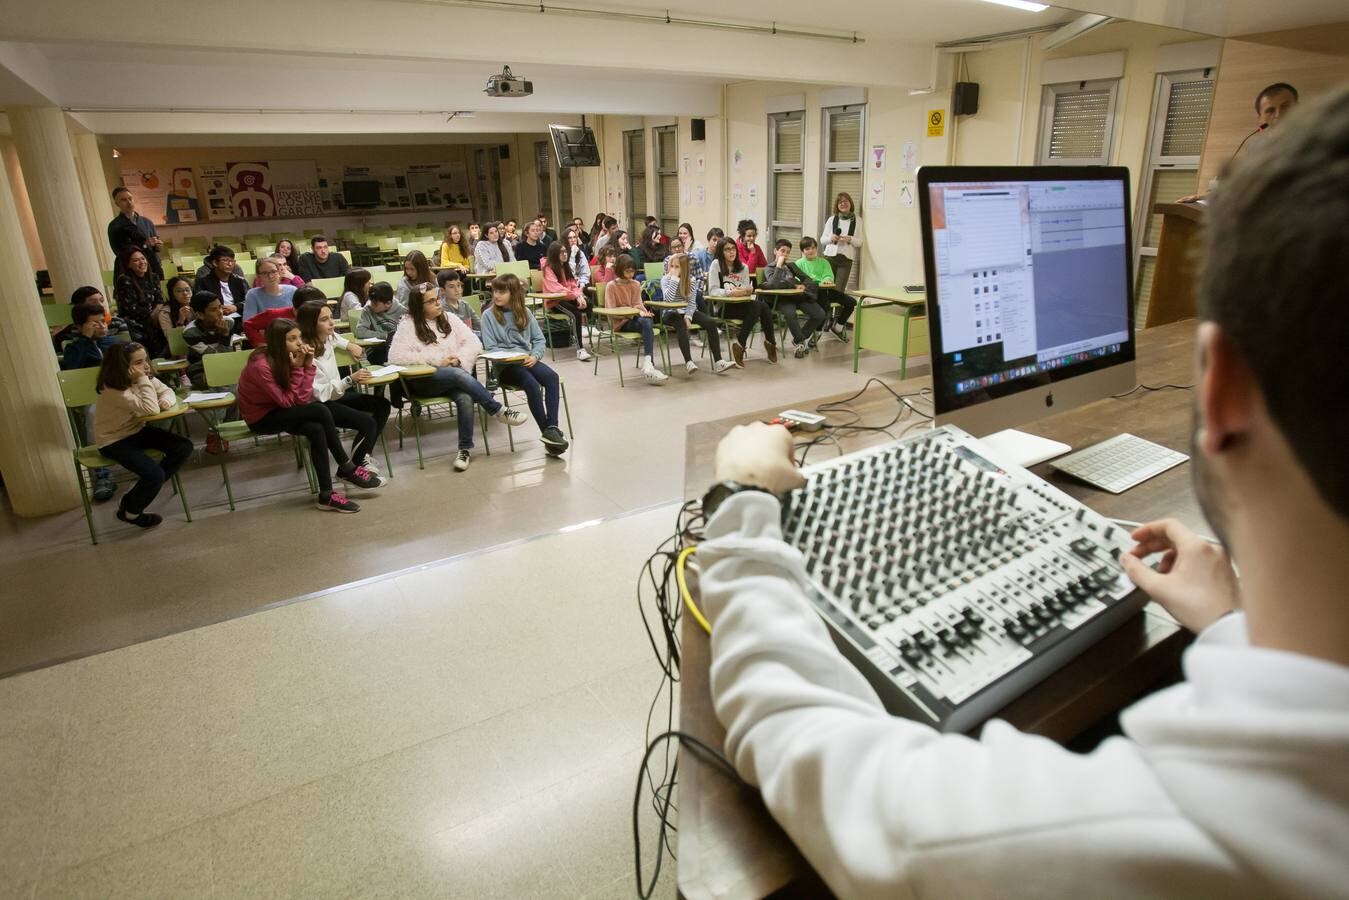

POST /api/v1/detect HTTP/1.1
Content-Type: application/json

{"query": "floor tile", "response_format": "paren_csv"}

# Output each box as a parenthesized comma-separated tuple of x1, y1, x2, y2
(33, 824, 213, 900)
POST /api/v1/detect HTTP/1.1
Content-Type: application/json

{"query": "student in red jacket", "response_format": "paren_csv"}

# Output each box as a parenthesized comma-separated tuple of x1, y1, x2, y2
(540, 240, 592, 362)
(735, 219, 768, 274)
(236, 317, 381, 513)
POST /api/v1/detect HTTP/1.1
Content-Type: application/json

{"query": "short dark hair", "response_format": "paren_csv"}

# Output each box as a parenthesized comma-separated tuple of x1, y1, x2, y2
(774, 238, 792, 251)
(706, 227, 724, 241)
(369, 282, 395, 304)
(615, 253, 638, 279)
(70, 285, 103, 305)
(602, 216, 618, 229)
(207, 244, 235, 261)
(292, 285, 326, 309)
(736, 219, 757, 237)
(799, 236, 818, 251)
(310, 234, 329, 248)
(1201, 85, 1349, 517)
(437, 268, 465, 289)
(190, 291, 220, 315)
(72, 301, 105, 327)
(111, 186, 131, 200)
(1255, 82, 1298, 113)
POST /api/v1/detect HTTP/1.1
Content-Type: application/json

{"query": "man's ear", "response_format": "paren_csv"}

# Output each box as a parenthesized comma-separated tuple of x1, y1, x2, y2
(1195, 321, 1257, 457)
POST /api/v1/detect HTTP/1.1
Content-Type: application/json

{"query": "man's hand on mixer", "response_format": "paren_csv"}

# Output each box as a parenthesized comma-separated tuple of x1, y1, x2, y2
(1119, 518, 1239, 633)
(715, 423, 807, 495)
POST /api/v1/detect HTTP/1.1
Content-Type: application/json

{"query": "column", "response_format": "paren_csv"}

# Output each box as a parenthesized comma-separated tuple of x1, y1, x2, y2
(0, 147, 81, 515)
(71, 130, 115, 271)
(9, 106, 106, 304)
(0, 137, 45, 269)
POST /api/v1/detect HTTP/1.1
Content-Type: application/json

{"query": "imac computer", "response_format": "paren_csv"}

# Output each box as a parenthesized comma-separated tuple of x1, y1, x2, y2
(917, 166, 1137, 466)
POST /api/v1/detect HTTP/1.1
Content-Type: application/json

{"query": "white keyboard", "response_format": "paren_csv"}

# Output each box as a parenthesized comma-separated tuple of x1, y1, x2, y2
(1049, 433, 1188, 494)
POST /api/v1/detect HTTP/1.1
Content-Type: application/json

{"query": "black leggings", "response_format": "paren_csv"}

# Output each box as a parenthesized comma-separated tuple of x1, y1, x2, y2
(719, 298, 777, 346)
(326, 391, 391, 466)
(662, 309, 724, 363)
(249, 402, 350, 495)
(99, 426, 194, 516)
(551, 299, 586, 345)
(821, 287, 857, 325)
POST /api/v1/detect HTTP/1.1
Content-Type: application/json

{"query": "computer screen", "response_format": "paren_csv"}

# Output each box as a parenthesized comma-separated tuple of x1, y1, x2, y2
(918, 167, 1135, 427)
(548, 124, 601, 168)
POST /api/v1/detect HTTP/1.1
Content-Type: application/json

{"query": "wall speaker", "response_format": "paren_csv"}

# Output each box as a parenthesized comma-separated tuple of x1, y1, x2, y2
(691, 118, 706, 141)
(953, 82, 980, 116)
(499, 143, 511, 159)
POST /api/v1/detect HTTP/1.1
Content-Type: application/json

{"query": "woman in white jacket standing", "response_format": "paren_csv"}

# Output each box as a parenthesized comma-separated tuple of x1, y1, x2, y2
(820, 191, 862, 293)
(388, 283, 526, 471)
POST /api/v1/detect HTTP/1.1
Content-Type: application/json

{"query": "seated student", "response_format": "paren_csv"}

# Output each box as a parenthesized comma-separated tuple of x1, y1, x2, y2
(636, 224, 669, 268)
(591, 215, 619, 255)
(237, 317, 380, 513)
(252, 253, 304, 289)
(503, 219, 519, 243)
(244, 284, 324, 347)
(295, 235, 350, 282)
(735, 219, 768, 275)
(295, 299, 390, 482)
(339, 267, 374, 317)
(480, 274, 570, 457)
(564, 228, 591, 290)
(657, 252, 733, 377)
(440, 224, 473, 270)
(62, 300, 122, 502)
(540, 240, 593, 363)
(388, 281, 527, 472)
(113, 247, 166, 356)
(93, 341, 194, 529)
(354, 282, 403, 366)
(243, 257, 298, 319)
(437, 269, 479, 332)
(275, 239, 301, 276)
(796, 235, 856, 340)
(571, 217, 591, 247)
(643, 215, 670, 246)
(606, 230, 641, 278)
(465, 222, 482, 251)
(707, 236, 778, 366)
(513, 219, 549, 270)
(395, 251, 434, 307)
(183, 291, 244, 389)
(587, 212, 608, 252)
(590, 243, 619, 286)
(473, 222, 515, 274)
(155, 275, 195, 337)
(193, 245, 248, 316)
(762, 239, 827, 357)
(536, 213, 558, 246)
(601, 254, 667, 385)
(53, 286, 128, 353)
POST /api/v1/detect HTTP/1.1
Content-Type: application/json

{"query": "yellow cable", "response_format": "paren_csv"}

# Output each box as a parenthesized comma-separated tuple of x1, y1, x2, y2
(676, 544, 711, 634)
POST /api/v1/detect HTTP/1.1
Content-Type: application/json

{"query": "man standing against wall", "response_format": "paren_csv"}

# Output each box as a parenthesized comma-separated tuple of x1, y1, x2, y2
(107, 186, 164, 278)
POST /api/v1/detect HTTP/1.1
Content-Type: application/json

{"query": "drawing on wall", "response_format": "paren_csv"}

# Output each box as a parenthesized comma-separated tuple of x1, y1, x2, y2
(198, 165, 233, 221)
(227, 161, 276, 218)
(869, 181, 885, 209)
(870, 145, 887, 172)
(118, 168, 170, 224)
(899, 180, 915, 208)
(902, 141, 918, 171)
(165, 168, 200, 224)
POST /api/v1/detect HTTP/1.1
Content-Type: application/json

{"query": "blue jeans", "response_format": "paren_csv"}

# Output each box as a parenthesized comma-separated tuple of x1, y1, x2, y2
(497, 360, 560, 431)
(407, 365, 501, 450)
(618, 315, 656, 356)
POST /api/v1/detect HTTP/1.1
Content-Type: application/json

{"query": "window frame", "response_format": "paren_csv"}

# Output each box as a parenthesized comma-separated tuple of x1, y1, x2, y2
(767, 110, 805, 252)
(1036, 79, 1120, 167)
(623, 128, 646, 238)
(820, 104, 866, 285)
(533, 140, 553, 224)
(653, 124, 679, 238)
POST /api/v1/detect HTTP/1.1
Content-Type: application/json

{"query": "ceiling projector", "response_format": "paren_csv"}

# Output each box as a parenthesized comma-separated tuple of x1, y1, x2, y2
(485, 65, 533, 98)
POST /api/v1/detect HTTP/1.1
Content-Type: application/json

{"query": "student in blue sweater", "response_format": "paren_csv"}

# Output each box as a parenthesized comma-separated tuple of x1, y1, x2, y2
(62, 300, 121, 502)
(480, 274, 569, 456)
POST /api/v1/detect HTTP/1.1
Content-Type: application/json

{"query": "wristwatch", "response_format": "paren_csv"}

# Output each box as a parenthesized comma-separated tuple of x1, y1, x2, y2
(700, 480, 787, 519)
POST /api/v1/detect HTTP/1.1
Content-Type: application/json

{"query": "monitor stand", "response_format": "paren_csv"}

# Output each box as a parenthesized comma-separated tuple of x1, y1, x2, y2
(979, 429, 1072, 469)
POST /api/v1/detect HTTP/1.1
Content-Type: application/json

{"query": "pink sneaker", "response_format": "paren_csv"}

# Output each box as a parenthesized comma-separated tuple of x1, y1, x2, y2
(340, 464, 384, 489)
(316, 492, 361, 513)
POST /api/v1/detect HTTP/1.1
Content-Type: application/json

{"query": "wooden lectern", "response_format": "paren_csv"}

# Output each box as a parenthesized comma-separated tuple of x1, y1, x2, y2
(1146, 202, 1204, 328)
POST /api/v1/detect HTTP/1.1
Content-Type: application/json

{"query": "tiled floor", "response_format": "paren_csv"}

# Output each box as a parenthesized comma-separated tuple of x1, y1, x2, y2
(0, 336, 920, 674)
(1, 504, 682, 898)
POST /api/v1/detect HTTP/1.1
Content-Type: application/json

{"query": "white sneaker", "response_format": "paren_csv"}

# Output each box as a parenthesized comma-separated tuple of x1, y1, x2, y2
(713, 359, 735, 374)
(494, 406, 528, 427)
(453, 449, 471, 472)
(643, 365, 669, 385)
(685, 360, 700, 375)
(576, 347, 593, 362)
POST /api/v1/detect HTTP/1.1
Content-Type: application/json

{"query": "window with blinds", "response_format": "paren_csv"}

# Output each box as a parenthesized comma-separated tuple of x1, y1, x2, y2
(1038, 81, 1118, 166)
(557, 165, 572, 226)
(767, 111, 805, 253)
(624, 129, 645, 236)
(1134, 70, 1216, 326)
(653, 125, 678, 236)
(823, 105, 865, 286)
(534, 141, 553, 222)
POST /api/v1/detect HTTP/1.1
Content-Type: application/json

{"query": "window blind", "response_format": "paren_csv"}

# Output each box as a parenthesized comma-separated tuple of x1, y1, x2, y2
(1143, 169, 1198, 246)
(775, 119, 803, 166)
(773, 172, 803, 221)
(660, 174, 679, 218)
(829, 111, 862, 163)
(1160, 79, 1215, 158)
(826, 171, 863, 207)
(657, 128, 677, 171)
(1048, 90, 1112, 160)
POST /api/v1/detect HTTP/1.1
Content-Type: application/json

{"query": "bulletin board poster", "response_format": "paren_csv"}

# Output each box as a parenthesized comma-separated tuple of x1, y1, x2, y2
(270, 160, 325, 217)
(227, 161, 276, 219)
(119, 168, 171, 225)
(198, 165, 234, 221)
(406, 162, 472, 210)
(316, 165, 343, 212)
(343, 166, 412, 209)
(165, 168, 200, 224)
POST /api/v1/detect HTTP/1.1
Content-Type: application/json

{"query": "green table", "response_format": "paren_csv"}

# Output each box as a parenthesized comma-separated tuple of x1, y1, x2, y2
(849, 285, 927, 377)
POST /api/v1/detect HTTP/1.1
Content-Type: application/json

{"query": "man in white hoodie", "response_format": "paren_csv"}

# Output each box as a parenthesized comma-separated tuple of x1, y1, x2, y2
(695, 87, 1349, 899)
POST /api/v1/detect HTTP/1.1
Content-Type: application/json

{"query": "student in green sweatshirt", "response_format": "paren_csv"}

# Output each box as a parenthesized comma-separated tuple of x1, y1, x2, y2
(797, 236, 856, 341)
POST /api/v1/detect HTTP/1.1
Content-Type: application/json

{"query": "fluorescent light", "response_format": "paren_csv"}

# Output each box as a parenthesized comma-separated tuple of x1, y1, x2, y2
(979, 0, 1049, 11)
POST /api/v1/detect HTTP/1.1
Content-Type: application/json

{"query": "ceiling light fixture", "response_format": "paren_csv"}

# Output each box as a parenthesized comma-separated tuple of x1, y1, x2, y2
(978, 0, 1048, 11)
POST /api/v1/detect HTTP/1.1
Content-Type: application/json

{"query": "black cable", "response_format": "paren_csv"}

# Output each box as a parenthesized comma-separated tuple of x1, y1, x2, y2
(1112, 382, 1194, 398)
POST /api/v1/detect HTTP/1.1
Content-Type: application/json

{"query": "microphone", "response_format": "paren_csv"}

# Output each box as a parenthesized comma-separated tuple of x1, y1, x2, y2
(1229, 123, 1268, 163)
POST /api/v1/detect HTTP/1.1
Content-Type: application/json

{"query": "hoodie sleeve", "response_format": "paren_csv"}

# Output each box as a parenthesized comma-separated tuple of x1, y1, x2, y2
(448, 315, 483, 373)
(151, 376, 177, 411)
(524, 311, 546, 359)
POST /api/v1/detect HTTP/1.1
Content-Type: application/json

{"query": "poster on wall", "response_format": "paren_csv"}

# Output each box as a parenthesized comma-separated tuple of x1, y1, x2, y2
(316, 165, 343, 212)
(406, 162, 472, 209)
(165, 168, 200, 224)
(119, 168, 171, 225)
(226, 161, 276, 218)
(345, 165, 412, 209)
(270, 160, 324, 217)
(198, 165, 234, 221)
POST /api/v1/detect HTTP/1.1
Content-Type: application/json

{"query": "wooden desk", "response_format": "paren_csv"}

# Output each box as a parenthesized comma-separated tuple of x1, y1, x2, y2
(848, 285, 927, 378)
(1146, 203, 1204, 329)
(678, 320, 1202, 900)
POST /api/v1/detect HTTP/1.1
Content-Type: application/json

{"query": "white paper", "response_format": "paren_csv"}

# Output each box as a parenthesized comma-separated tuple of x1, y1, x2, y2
(870, 145, 887, 171)
(364, 365, 405, 378)
(182, 391, 231, 403)
(748, 184, 758, 207)
(681, 186, 691, 206)
(480, 349, 529, 361)
(696, 185, 705, 207)
(681, 156, 690, 175)
(732, 183, 742, 202)
(902, 141, 918, 171)
(695, 154, 705, 174)
(733, 149, 743, 171)
(868, 181, 885, 209)
(900, 180, 916, 208)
